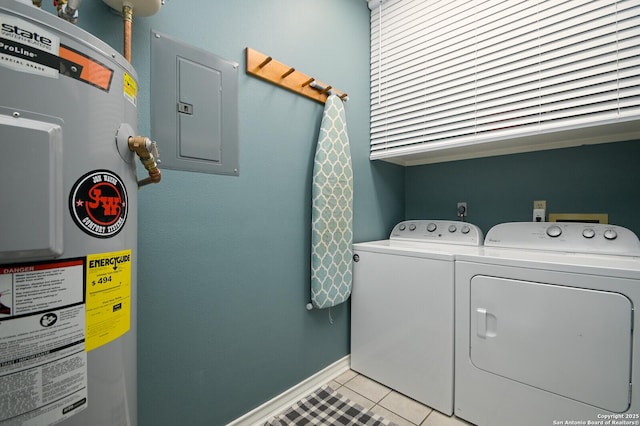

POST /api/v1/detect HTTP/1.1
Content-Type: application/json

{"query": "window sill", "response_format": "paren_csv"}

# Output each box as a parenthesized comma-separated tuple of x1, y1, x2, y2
(371, 120, 640, 166)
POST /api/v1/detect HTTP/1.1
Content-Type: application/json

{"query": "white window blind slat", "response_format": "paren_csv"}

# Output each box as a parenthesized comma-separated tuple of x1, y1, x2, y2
(370, 0, 640, 164)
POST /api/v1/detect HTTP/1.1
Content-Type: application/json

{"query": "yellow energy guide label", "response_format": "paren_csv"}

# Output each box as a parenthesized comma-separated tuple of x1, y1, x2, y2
(85, 250, 132, 351)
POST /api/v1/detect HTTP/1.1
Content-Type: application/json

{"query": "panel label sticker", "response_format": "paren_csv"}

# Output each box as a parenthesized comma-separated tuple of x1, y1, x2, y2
(85, 250, 132, 351)
(0, 259, 88, 425)
(69, 170, 128, 239)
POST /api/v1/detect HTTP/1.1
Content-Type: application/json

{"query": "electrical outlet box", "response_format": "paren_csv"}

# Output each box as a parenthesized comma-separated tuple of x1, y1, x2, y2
(534, 200, 546, 210)
(533, 200, 546, 222)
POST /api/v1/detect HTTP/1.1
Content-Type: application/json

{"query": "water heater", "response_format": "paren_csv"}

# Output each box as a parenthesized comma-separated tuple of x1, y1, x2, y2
(0, 1, 152, 424)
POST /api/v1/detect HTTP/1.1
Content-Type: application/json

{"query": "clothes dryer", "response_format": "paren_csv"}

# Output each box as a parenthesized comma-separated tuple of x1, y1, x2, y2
(351, 220, 483, 414)
(454, 222, 640, 426)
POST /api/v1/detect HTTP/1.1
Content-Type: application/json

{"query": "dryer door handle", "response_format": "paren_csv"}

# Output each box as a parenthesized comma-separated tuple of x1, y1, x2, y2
(476, 308, 497, 338)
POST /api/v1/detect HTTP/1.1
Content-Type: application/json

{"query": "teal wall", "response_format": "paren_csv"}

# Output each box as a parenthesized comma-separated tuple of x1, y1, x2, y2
(38, 3, 640, 425)
(405, 140, 640, 237)
(41, 0, 404, 424)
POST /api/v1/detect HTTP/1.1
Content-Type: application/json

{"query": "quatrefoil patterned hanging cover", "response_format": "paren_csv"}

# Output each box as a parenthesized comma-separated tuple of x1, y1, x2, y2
(311, 95, 353, 309)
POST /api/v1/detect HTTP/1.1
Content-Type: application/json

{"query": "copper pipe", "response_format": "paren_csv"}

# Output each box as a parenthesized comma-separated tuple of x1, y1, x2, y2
(123, 5, 133, 63)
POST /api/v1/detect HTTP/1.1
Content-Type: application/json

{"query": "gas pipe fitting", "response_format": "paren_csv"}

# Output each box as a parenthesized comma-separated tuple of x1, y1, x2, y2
(128, 136, 162, 187)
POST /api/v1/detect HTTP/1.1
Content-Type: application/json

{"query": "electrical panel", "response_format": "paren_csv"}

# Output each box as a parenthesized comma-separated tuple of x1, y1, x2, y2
(151, 31, 239, 175)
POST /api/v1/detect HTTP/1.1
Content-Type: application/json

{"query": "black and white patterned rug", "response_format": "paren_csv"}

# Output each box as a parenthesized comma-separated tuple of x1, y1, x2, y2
(264, 385, 397, 426)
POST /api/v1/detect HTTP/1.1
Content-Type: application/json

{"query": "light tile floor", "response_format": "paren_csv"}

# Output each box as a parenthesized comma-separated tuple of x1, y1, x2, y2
(326, 370, 474, 426)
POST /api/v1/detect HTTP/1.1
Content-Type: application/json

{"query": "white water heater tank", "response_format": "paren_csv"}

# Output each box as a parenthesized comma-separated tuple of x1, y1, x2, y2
(0, 1, 141, 424)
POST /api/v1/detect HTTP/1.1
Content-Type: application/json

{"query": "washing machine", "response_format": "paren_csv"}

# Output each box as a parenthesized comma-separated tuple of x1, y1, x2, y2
(454, 222, 640, 426)
(351, 220, 483, 414)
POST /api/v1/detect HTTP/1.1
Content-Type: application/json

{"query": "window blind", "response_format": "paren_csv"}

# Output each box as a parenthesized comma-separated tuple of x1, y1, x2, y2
(370, 0, 640, 165)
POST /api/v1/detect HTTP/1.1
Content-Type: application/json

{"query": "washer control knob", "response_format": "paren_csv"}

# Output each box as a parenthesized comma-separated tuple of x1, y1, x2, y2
(582, 228, 596, 239)
(409, 223, 417, 231)
(427, 223, 437, 232)
(398, 224, 406, 231)
(448, 225, 457, 233)
(604, 229, 618, 240)
(546, 225, 562, 238)
(461, 225, 470, 234)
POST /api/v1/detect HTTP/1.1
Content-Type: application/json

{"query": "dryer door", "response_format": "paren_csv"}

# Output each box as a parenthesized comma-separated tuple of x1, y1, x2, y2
(470, 275, 632, 412)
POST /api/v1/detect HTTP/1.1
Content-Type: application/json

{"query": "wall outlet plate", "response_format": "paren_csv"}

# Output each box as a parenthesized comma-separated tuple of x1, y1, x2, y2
(533, 200, 546, 210)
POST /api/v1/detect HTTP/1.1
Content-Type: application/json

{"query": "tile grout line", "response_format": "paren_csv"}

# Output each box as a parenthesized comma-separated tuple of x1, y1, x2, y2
(331, 370, 472, 426)
(333, 374, 422, 426)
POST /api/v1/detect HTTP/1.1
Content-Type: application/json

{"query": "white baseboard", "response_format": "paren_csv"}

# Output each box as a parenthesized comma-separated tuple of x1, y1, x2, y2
(226, 355, 351, 426)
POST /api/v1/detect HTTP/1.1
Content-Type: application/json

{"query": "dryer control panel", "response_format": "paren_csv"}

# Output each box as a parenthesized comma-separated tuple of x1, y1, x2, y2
(390, 220, 483, 246)
(485, 222, 640, 256)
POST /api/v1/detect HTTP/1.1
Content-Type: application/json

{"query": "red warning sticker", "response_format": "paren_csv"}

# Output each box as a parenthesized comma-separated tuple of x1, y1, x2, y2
(69, 170, 128, 239)
(59, 44, 113, 91)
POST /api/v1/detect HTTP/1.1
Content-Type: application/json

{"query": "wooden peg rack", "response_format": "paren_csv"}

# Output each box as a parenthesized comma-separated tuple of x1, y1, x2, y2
(245, 47, 348, 104)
